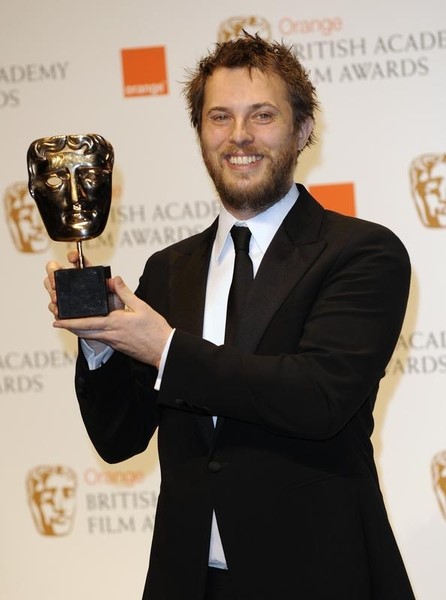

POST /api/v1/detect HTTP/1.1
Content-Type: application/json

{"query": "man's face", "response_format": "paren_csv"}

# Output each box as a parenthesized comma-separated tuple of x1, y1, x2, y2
(199, 67, 312, 218)
(32, 472, 76, 536)
(29, 147, 112, 241)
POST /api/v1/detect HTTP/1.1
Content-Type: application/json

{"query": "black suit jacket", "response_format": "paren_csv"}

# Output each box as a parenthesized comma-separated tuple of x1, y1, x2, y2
(75, 186, 415, 599)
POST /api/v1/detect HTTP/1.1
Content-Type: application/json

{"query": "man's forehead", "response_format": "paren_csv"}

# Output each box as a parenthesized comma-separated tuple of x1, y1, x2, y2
(204, 67, 285, 103)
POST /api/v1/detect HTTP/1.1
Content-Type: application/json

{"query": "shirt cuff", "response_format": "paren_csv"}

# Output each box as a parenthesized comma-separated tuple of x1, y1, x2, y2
(154, 329, 176, 391)
(80, 339, 114, 370)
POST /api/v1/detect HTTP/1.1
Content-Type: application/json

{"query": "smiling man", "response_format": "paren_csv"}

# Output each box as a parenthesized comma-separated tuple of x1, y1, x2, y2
(45, 33, 415, 600)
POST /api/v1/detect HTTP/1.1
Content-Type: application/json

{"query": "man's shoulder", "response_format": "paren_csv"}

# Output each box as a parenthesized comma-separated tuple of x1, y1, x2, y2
(323, 207, 405, 243)
(294, 185, 409, 263)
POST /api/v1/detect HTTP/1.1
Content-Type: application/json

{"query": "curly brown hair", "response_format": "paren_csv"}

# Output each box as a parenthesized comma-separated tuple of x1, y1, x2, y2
(183, 32, 318, 147)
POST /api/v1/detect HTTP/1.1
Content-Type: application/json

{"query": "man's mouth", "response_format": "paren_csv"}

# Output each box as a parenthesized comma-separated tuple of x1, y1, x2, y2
(227, 154, 263, 166)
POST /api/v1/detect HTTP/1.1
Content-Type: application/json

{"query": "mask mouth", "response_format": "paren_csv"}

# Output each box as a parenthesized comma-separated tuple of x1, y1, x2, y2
(62, 210, 98, 229)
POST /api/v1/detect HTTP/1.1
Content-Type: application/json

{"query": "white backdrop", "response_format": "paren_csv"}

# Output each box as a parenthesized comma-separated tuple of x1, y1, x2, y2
(1, 1, 445, 598)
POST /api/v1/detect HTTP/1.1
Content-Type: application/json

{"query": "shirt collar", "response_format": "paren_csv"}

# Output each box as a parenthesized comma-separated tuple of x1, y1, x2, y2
(213, 184, 299, 261)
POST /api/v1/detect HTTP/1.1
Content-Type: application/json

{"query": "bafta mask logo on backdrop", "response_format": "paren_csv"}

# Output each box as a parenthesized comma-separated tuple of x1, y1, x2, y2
(27, 465, 77, 536)
(4, 182, 49, 253)
(432, 451, 446, 520)
(409, 153, 446, 228)
(121, 46, 168, 98)
(217, 16, 272, 43)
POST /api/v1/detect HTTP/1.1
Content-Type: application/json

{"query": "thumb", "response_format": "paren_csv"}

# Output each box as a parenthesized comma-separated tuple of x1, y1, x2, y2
(110, 276, 141, 311)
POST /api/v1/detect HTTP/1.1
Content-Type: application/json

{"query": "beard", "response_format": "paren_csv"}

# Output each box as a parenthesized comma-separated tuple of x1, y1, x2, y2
(201, 141, 299, 215)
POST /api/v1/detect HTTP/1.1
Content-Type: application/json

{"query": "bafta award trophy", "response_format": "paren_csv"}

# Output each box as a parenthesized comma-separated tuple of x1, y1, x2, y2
(27, 133, 114, 319)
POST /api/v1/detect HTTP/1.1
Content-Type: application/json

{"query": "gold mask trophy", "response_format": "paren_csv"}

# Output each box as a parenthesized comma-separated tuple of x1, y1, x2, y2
(27, 133, 114, 319)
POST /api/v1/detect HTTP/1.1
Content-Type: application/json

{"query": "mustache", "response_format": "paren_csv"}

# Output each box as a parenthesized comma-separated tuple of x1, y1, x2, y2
(222, 145, 265, 156)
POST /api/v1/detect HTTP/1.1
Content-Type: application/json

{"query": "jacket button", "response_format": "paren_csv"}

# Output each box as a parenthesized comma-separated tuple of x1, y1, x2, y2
(208, 461, 221, 473)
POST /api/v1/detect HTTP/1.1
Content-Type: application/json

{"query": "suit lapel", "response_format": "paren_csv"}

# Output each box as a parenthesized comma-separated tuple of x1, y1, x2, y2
(168, 220, 217, 335)
(167, 220, 218, 445)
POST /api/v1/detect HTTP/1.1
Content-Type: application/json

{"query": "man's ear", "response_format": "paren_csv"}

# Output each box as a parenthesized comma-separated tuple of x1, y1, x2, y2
(296, 117, 314, 151)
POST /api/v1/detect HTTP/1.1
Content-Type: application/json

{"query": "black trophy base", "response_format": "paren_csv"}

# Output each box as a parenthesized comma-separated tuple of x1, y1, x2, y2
(55, 265, 111, 319)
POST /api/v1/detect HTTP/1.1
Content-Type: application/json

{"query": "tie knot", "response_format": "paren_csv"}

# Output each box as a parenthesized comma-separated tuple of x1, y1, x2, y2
(230, 225, 251, 254)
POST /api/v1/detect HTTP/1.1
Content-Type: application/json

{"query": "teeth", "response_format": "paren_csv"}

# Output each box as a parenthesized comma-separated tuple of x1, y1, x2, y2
(228, 155, 262, 165)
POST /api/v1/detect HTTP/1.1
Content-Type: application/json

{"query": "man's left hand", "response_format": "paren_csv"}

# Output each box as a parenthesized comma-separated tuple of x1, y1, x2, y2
(53, 276, 172, 368)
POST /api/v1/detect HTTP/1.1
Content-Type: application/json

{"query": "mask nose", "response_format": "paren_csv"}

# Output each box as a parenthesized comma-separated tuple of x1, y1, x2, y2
(68, 168, 81, 209)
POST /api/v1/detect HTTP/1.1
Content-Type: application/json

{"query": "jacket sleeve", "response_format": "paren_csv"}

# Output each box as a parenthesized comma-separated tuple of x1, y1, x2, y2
(75, 346, 160, 463)
(157, 223, 411, 440)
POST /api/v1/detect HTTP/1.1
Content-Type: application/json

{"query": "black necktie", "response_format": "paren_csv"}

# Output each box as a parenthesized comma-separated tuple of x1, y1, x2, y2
(225, 225, 254, 345)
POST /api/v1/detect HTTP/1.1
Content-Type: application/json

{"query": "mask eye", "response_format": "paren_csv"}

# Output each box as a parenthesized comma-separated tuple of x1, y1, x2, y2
(45, 174, 66, 189)
(81, 169, 105, 189)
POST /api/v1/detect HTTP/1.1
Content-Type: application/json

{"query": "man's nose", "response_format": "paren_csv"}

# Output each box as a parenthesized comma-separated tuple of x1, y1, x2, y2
(229, 118, 254, 146)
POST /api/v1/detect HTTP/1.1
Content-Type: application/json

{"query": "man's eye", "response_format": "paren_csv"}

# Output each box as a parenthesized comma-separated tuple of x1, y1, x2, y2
(255, 113, 273, 121)
(211, 114, 229, 122)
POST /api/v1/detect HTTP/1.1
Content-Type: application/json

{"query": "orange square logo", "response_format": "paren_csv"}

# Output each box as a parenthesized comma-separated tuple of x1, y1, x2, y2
(121, 46, 168, 98)
(309, 182, 356, 217)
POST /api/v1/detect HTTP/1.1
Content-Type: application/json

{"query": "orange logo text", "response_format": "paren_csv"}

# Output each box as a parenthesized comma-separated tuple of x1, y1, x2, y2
(121, 46, 168, 98)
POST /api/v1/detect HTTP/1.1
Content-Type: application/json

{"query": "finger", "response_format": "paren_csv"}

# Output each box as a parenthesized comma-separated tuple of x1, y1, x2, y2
(67, 250, 79, 266)
(46, 259, 61, 277)
(48, 301, 58, 318)
(53, 316, 108, 331)
(45, 286, 57, 306)
(45, 260, 62, 291)
(52, 323, 107, 342)
(44, 272, 59, 297)
(67, 249, 92, 268)
(43, 276, 52, 294)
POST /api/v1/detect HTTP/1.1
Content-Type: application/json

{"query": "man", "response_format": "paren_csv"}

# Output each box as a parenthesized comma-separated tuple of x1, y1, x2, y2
(45, 34, 415, 599)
